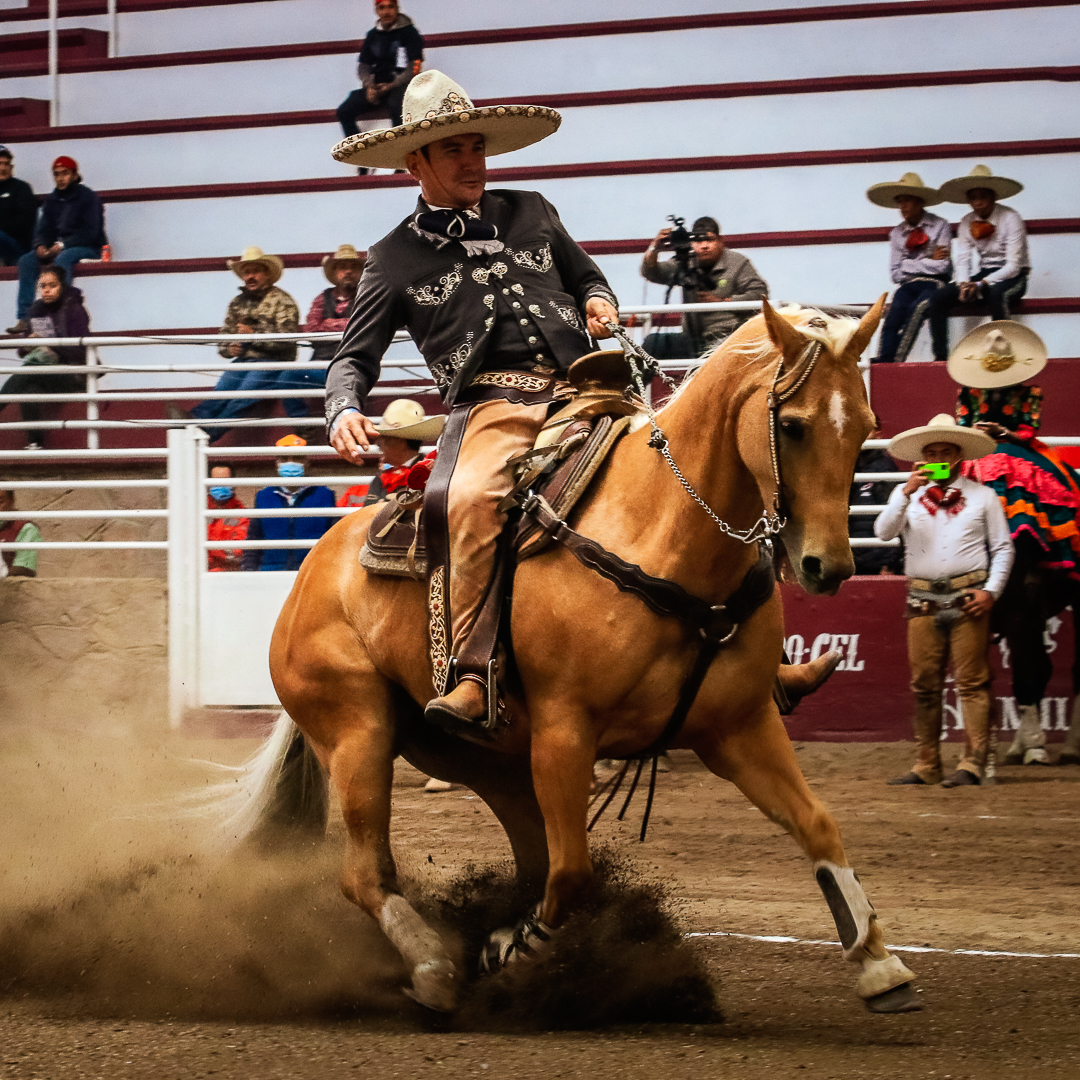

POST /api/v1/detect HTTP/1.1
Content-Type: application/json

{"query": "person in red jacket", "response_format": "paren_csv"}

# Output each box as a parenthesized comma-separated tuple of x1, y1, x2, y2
(206, 465, 248, 571)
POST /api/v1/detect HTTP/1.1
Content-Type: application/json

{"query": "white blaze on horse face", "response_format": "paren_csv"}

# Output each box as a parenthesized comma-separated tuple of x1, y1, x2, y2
(828, 390, 847, 438)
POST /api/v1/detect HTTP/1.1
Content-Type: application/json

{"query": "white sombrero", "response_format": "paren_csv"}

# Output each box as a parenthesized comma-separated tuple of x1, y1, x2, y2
(375, 398, 445, 442)
(322, 243, 366, 285)
(331, 70, 561, 171)
(946, 321, 1047, 389)
(227, 245, 284, 285)
(888, 413, 997, 463)
(938, 163, 1023, 204)
(865, 171, 943, 208)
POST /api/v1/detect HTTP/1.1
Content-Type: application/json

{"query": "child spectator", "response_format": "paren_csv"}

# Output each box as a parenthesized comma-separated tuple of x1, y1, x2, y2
(0, 146, 37, 267)
(243, 436, 336, 571)
(9, 155, 105, 334)
(207, 465, 249, 571)
(0, 490, 43, 578)
(0, 265, 89, 450)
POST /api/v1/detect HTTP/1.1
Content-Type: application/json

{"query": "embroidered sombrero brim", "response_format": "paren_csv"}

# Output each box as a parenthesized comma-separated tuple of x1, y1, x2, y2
(946, 320, 1048, 389)
(888, 415, 997, 463)
(332, 105, 561, 171)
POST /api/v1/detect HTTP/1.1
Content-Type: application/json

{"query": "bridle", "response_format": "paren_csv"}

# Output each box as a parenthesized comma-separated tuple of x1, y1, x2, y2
(605, 319, 825, 545)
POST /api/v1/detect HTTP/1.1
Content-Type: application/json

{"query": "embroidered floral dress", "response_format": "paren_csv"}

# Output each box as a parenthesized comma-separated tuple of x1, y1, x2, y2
(957, 384, 1080, 577)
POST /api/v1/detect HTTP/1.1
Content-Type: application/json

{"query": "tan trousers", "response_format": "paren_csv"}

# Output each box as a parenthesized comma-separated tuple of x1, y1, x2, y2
(445, 397, 552, 657)
(907, 610, 993, 782)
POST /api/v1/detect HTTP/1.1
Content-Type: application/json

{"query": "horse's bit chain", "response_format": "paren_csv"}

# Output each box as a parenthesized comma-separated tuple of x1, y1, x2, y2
(604, 320, 822, 545)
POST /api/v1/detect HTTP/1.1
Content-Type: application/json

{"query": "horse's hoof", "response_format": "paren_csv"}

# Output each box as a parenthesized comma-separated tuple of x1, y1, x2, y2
(405, 957, 458, 1013)
(1023, 747, 1051, 766)
(1058, 750, 1080, 766)
(863, 982, 922, 1014)
(479, 904, 554, 974)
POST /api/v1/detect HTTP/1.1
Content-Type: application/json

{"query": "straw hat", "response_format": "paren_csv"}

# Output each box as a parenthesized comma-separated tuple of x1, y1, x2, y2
(227, 245, 284, 285)
(888, 413, 997, 463)
(322, 243, 366, 285)
(938, 163, 1023, 204)
(375, 398, 445, 442)
(865, 171, 943, 208)
(331, 69, 561, 171)
(946, 321, 1047, 390)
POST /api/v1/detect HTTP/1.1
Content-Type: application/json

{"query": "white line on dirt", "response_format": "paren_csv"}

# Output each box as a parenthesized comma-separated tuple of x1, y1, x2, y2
(687, 931, 1080, 960)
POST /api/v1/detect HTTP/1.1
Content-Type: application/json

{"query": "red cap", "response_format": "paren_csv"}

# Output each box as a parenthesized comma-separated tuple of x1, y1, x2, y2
(52, 155, 78, 172)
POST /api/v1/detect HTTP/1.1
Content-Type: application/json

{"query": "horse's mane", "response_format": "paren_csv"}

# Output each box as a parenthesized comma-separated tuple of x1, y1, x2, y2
(657, 305, 860, 412)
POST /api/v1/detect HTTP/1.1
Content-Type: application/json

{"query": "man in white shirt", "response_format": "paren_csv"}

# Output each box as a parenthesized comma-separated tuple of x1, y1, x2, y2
(930, 164, 1030, 327)
(865, 172, 952, 363)
(875, 414, 1014, 787)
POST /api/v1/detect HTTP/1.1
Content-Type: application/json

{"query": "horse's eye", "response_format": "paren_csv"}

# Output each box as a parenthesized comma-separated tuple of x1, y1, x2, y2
(780, 418, 805, 441)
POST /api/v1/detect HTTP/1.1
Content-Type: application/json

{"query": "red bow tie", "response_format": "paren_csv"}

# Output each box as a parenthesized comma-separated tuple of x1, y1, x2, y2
(970, 220, 996, 241)
(920, 485, 965, 516)
(905, 228, 929, 251)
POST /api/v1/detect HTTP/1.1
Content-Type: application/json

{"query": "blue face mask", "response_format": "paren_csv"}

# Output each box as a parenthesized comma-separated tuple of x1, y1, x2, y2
(209, 485, 234, 501)
(277, 461, 305, 478)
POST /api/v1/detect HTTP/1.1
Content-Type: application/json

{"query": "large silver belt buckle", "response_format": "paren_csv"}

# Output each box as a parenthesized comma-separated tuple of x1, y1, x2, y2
(930, 578, 951, 594)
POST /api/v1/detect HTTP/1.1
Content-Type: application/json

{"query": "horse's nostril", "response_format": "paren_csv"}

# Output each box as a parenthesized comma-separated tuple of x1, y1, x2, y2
(802, 556, 823, 580)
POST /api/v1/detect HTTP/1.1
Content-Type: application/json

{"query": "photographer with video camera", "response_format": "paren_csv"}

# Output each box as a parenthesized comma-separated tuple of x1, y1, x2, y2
(640, 215, 768, 360)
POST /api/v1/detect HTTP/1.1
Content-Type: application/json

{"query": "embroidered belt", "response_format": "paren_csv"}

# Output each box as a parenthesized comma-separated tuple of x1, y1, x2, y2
(455, 369, 572, 408)
(908, 569, 987, 594)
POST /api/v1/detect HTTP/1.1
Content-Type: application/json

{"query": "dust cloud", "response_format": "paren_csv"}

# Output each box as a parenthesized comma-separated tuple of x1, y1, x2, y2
(0, 720, 719, 1028)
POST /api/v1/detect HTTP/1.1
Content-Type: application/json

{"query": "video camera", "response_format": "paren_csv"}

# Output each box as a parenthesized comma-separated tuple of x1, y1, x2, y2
(656, 215, 713, 291)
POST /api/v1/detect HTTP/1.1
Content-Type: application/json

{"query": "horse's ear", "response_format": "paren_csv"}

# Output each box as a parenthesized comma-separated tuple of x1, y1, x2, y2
(761, 298, 805, 360)
(843, 294, 887, 362)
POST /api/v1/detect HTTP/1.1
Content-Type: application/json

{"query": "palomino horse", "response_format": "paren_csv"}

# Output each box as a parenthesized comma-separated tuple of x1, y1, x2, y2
(231, 298, 920, 1015)
(991, 534, 1080, 765)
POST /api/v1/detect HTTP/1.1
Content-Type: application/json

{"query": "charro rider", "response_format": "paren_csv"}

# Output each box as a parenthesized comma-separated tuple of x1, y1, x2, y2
(325, 70, 838, 733)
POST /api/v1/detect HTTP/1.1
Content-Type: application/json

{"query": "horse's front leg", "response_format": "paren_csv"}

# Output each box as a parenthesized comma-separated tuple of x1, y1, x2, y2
(695, 708, 921, 1013)
(326, 711, 458, 1012)
(480, 709, 596, 971)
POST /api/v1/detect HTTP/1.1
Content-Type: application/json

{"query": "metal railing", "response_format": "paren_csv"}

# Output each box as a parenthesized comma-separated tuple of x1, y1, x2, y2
(0, 301, 873, 447)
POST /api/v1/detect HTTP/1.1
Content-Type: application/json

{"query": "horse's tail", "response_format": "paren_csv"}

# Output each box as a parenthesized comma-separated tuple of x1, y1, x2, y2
(192, 712, 330, 848)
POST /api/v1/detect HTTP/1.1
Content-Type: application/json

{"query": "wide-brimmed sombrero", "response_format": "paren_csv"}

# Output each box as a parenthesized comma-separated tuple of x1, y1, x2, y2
(888, 413, 997, 463)
(938, 163, 1023, 204)
(946, 321, 1047, 390)
(322, 243, 366, 285)
(865, 171, 943, 208)
(331, 70, 561, 171)
(227, 245, 284, 285)
(375, 398, 445, 442)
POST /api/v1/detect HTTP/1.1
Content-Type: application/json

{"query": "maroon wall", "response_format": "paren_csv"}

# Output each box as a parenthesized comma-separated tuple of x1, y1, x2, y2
(779, 578, 1075, 743)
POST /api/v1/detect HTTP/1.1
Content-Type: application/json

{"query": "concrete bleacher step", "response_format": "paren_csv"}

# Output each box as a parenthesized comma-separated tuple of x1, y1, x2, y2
(0, 26, 108, 76)
(0, 94, 47, 130)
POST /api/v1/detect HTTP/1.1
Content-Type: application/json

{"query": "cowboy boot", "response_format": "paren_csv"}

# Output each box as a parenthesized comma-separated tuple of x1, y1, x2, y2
(774, 650, 843, 715)
(424, 675, 489, 736)
(1004, 704, 1050, 765)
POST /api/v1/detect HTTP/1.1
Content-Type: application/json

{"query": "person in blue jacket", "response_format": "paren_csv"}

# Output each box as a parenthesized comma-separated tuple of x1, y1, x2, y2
(9, 155, 106, 331)
(242, 435, 336, 571)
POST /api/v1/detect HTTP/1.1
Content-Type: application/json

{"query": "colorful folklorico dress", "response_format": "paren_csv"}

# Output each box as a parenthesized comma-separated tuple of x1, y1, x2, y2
(956, 384, 1080, 579)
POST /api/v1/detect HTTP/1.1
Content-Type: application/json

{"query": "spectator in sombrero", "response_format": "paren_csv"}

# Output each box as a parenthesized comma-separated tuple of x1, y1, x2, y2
(866, 172, 952, 364)
(929, 164, 1030, 328)
(8, 155, 105, 335)
(950, 322, 1080, 765)
(181, 246, 306, 443)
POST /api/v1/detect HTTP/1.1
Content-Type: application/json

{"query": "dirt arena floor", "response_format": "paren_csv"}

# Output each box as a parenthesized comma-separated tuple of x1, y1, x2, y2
(2, 727, 1079, 1079)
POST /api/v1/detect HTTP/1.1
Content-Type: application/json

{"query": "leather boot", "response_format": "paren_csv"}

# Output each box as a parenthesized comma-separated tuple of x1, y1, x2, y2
(424, 677, 489, 737)
(774, 650, 843, 715)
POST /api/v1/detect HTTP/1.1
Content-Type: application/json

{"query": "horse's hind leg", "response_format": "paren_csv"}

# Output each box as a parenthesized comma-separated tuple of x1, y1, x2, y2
(696, 711, 920, 1013)
(322, 684, 458, 1012)
(1061, 595, 1080, 765)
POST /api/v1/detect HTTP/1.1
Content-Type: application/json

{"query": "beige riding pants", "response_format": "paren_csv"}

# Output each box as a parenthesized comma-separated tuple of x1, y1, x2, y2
(445, 397, 552, 657)
(907, 610, 993, 782)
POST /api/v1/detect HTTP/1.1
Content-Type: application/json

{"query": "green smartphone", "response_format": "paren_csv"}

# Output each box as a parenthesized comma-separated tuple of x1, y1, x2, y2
(922, 462, 951, 481)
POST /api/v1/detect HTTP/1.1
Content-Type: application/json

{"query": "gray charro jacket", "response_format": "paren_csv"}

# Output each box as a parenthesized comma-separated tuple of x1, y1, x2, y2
(641, 247, 768, 348)
(325, 189, 617, 427)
